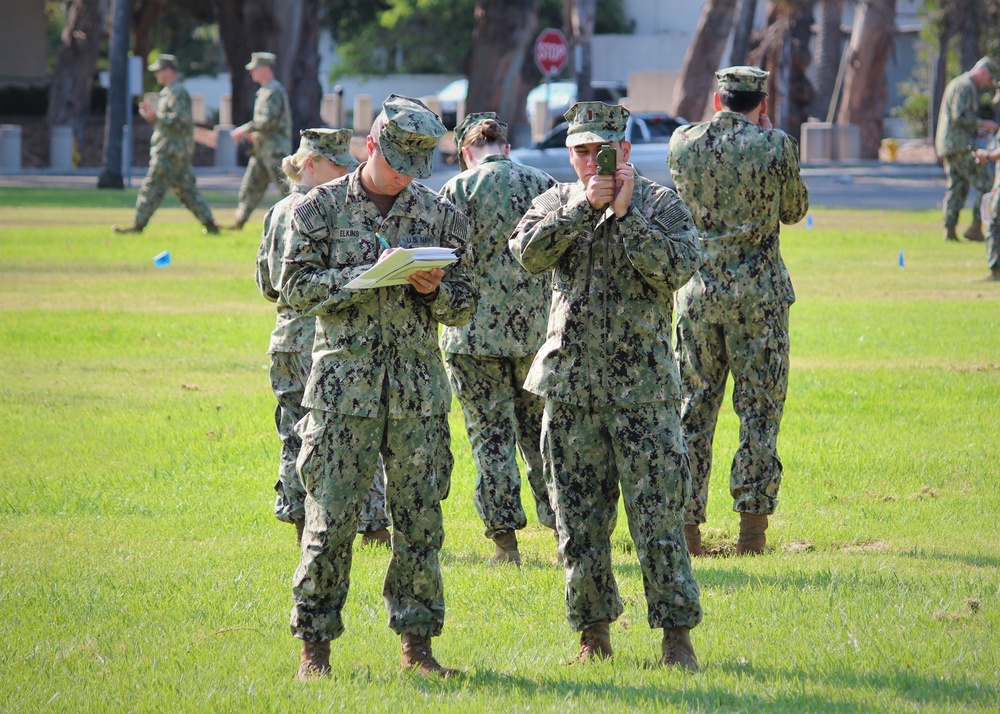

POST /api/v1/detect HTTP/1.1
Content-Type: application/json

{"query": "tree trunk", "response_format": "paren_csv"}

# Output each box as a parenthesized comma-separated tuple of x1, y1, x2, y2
(466, 0, 539, 127)
(673, 0, 738, 122)
(570, 0, 597, 102)
(46, 0, 111, 151)
(811, 0, 844, 120)
(786, 0, 815, 141)
(730, 0, 759, 65)
(957, 0, 980, 70)
(131, 0, 165, 68)
(837, 0, 897, 158)
(274, 0, 323, 135)
(213, 0, 276, 127)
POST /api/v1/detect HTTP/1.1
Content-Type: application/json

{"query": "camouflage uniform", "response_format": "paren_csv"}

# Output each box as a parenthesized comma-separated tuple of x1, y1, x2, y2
(668, 67, 809, 527)
(935, 71, 993, 230)
(280, 96, 476, 643)
(510, 102, 703, 633)
(987, 137, 1000, 272)
(132, 69, 215, 229)
(235, 58, 292, 226)
(255, 183, 387, 531)
(439, 115, 557, 540)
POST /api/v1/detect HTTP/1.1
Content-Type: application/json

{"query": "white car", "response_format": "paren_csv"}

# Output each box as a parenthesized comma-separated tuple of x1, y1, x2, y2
(509, 112, 688, 186)
(525, 80, 628, 128)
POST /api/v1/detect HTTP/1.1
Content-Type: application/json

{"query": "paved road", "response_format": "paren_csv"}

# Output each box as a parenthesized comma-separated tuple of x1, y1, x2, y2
(0, 162, 951, 211)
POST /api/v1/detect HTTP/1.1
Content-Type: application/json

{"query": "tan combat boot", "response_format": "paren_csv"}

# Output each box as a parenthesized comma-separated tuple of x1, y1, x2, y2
(489, 530, 521, 566)
(227, 219, 245, 231)
(735, 513, 768, 555)
(400, 633, 456, 678)
(112, 224, 144, 234)
(683, 524, 705, 557)
(660, 626, 698, 671)
(361, 526, 391, 548)
(944, 225, 959, 242)
(293, 520, 305, 547)
(296, 639, 331, 681)
(974, 266, 1000, 282)
(203, 222, 220, 235)
(964, 219, 985, 242)
(573, 623, 613, 662)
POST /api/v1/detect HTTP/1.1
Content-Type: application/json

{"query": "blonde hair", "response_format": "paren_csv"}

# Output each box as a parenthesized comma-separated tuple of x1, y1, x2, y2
(281, 146, 324, 183)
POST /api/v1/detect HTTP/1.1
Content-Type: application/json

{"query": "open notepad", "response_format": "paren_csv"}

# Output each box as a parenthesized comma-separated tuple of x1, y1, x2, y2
(343, 247, 458, 290)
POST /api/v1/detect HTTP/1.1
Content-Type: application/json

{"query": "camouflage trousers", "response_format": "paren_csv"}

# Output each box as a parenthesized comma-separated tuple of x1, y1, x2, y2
(290, 408, 452, 642)
(133, 153, 215, 228)
(270, 351, 388, 531)
(986, 184, 1000, 270)
(675, 309, 790, 525)
(541, 399, 702, 632)
(234, 152, 288, 225)
(444, 352, 555, 539)
(943, 151, 992, 228)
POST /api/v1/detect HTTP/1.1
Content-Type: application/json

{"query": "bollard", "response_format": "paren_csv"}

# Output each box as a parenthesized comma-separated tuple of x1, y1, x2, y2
(354, 95, 373, 134)
(321, 94, 342, 127)
(213, 124, 237, 168)
(219, 94, 232, 126)
(190, 94, 206, 124)
(0, 124, 23, 171)
(50, 125, 74, 171)
(800, 123, 833, 163)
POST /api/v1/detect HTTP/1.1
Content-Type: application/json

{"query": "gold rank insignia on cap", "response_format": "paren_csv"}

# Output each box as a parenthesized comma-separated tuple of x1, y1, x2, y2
(375, 94, 446, 179)
(715, 66, 770, 94)
(563, 101, 629, 147)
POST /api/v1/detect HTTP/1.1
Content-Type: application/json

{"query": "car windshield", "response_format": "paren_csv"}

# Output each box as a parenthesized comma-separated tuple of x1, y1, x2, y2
(438, 79, 467, 101)
(526, 82, 577, 108)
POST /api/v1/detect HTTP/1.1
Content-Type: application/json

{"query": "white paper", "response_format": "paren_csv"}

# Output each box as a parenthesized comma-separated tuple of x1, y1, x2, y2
(343, 247, 458, 289)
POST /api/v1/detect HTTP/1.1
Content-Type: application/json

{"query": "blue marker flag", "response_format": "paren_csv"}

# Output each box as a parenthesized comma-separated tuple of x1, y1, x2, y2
(898, 250, 904, 268)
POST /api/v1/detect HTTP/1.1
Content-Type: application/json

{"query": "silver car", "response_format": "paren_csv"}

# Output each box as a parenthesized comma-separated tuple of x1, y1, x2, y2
(509, 112, 687, 186)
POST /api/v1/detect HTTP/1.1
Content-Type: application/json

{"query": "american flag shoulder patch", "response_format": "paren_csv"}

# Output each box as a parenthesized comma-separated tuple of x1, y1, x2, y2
(652, 202, 690, 235)
(293, 200, 325, 234)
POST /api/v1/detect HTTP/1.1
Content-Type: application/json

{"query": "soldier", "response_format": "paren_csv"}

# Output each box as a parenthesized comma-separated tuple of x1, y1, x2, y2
(280, 95, 476, 681)
(668, 66, 809, 557)
(112, 54, 218, 235)
(510, 101, 703, 668)
(229, 52, 292, 230)
(934, 56, 1000, 243)
(973, 127, 1000, 281)
(255, 128, 391, 548)
(438, 112, 557, 566)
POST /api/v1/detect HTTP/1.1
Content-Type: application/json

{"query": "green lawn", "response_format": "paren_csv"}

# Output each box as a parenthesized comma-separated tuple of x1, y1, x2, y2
(1, 189, 998, 712)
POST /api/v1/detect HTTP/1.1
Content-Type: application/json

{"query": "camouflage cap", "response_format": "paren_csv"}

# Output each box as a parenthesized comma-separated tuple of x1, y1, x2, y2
(716, 65, 769, 93)
(300, 128, 359, 169)
(148, 54, 178, 72)
(974, 56, 1000, 85)
(564, 101, 629, 147)
(245, 52, 276, 71)
(374, 94, 445, 179)
(453, 111, 508, 170)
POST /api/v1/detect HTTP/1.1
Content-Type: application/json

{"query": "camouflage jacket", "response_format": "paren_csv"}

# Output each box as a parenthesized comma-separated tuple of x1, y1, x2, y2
(255, 184, 314, 354)
(280, 165, 476, 418)
(438, 154, 555, 357)
(935, 73, 983, 157)
(248, 79, 292, 158)
(669, 111, 809, 324)
(151, 82, 195, 159)
(509, 175, 700, 407)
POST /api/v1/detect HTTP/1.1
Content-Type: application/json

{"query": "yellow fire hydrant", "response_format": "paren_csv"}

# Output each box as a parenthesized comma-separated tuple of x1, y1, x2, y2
(881, 137, 898, 163)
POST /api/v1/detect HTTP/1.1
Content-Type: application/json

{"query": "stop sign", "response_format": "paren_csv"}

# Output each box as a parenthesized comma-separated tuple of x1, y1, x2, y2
(534, 28, 568, 77)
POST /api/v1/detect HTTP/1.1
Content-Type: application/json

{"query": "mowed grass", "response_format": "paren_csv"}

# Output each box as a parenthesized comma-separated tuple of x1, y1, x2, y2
(1, 188, 998, 713)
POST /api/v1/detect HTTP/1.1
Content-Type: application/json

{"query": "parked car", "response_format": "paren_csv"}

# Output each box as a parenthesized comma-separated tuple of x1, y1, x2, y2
(435, 78, 467, 129)
(509, 112, 688, 186)
(525, 80, 628, 128)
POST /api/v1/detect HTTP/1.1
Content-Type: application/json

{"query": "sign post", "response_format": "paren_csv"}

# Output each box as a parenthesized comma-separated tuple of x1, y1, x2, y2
(534, 28, 569, 130)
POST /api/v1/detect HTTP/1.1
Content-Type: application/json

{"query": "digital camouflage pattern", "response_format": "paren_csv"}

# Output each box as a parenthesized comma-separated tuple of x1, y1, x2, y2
(132, 81, 215, 228)
(452, 111, 507, 170)
(988, 144, 1000, 270)
(256, 185, 387, 530)
(234, 78, 292, 225)
(716, 65, 769, 93)
(542, 400, 701, 631)
(439, 154, 556, 539)
(564, 101, 629, 146)
(935, 72, 993, 228)
(281, 164, 475, 643)
(299, 128, 359, 169)
(510, 172, 702, 633)
(668, 108, 808, 525)
(375, 95, 445, 179)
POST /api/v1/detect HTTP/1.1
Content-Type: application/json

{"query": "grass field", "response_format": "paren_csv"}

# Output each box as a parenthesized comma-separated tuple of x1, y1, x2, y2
(1, 187, 998, 713)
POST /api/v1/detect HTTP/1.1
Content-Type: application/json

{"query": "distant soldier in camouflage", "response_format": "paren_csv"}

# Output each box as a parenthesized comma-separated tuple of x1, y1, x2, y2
(438, 112, 557, 566)
(510, 101, 703, 669)
(112, 54, 218, 235)
(973, 128, 1000, 281)
(230, 52, 292, 230)
(668, 66, 809, 557)
(256, 127, 390, 547)
(280, 95, 476, 681)
(934, 56, 1000, 243)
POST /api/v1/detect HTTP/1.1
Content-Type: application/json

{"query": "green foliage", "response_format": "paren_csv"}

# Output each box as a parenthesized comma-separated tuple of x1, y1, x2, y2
(892, 83, 930, 137)
(1, 196, 999, 711)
